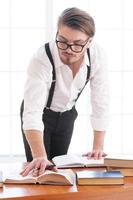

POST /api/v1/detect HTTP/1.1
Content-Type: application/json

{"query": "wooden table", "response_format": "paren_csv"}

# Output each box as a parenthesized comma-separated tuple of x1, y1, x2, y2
(0, 163, 133, 200)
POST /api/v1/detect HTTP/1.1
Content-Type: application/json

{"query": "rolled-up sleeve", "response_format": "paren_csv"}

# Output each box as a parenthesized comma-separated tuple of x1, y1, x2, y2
(90, 44, 110, 131)
(23, 48, 52, 132)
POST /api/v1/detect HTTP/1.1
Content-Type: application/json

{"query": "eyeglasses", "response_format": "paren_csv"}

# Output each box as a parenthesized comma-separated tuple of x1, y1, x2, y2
(56, 38, 89, 53)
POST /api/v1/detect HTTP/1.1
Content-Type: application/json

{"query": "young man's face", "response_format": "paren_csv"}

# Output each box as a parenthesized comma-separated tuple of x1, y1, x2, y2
(56, 25, 92, 66)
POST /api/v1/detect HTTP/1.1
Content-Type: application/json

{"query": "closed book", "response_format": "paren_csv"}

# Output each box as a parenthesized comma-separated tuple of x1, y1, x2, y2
(52, 154, 104, 168)
(76, 170, 124, 185)
(0, 171, 3, 187)
(107, 167, 133, 177)
(104, 154, 133, 168)
(4, 169, 75, 185)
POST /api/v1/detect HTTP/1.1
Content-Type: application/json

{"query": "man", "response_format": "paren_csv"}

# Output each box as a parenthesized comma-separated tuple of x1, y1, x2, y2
(20, 7, 109, 177)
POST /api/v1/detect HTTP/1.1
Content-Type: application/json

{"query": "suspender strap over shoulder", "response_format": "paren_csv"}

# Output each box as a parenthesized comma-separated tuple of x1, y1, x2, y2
(45, 43, 56, 109)
(75, 48, 91, 102)
(86, 48, 91, 81)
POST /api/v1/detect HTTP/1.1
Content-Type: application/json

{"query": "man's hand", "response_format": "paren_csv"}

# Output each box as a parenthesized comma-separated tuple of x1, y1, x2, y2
(20, 130, 58, 176)
(83, 150, 107, 160)
(20, 157, 58, 177)
(84, 130, 107, 159)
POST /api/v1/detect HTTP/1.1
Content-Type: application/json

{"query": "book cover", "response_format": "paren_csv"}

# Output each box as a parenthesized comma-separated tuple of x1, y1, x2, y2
(52, 154, 104, 168)
(76, 170, 124, 185)
(104, 154, 133, 168)
(4, 169, 75, 185)
(107, 166, 133, 177)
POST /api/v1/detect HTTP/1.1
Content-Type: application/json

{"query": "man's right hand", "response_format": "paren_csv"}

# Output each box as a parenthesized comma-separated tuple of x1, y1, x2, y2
(20, 156, 58, 177)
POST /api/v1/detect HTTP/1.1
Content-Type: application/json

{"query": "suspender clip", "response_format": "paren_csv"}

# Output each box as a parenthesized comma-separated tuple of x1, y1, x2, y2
(45, 107, 50, 110)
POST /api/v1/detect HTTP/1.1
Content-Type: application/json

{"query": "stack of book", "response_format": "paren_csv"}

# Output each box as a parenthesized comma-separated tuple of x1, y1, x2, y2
(52, 154, 124, 185)
(52, 153, 133, 185)
(104, 154, 133, 177)
(0, 171, 3, 187)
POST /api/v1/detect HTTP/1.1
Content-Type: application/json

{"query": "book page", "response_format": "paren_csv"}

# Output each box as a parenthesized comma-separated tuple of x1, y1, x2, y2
(4, 171, 36, 184)
(52, 154, 85, 167)
(37, 169, 75, 185)
(80, 156, 104, 166)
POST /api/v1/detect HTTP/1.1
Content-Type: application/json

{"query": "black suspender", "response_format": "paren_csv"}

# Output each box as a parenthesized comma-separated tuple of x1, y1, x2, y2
(45, 43, 56, 109)
(45, 43, 91, 109)
(75, 48, 91, 102)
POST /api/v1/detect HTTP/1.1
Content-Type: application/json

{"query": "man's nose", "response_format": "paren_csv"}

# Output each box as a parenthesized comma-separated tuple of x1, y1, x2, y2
(66, 45, 73, 53)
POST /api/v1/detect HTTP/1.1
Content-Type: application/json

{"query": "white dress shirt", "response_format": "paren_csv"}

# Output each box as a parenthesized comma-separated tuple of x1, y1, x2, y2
(23, 41, 109, 132)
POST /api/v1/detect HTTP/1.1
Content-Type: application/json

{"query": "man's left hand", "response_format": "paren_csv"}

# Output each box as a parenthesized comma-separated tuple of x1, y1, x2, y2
(83, 150, 107, 159)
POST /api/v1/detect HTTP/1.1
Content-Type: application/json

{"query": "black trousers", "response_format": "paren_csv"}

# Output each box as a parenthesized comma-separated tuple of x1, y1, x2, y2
(20, 101, 78, 161)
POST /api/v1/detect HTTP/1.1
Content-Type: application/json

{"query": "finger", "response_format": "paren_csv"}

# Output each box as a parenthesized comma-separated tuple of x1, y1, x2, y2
(22, 162, 29, 169)
(38, 162, 47, 176)
(21, 161, 35, 176)
(98, 152, 107, 159)
(82, 153, 88, 156)
(87, 152, 96, 159)
(103, 152, 108, 157)
(32, 168, 40, 177)
(34, 162, 42, 171)
(20, 163, 35, 176)
(87, 154, 92, 159)
(52, 166, 58, 172)
(32, 161, 44, 177)
(93, 152, 99, 159)
(83, 152, 92, 159)
(97, 152, 103, 159)
(20, 164, 32, 174)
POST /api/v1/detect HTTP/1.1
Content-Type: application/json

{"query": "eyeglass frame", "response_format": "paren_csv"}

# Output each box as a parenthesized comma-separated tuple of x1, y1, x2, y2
(55, 37, 90, 53)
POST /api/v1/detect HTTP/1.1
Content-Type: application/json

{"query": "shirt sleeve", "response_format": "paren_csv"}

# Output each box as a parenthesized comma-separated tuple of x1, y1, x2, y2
(90, 43, 110, 131)
(23, 46, 52, 132)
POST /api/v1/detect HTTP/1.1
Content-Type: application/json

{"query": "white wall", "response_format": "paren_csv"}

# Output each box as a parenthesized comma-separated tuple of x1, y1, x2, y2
(0, 0, 133, 159)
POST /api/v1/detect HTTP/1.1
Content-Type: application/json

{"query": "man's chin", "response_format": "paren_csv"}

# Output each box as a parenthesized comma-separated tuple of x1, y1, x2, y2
(60, 58, 71, 65)
(60, 56, 75, 65)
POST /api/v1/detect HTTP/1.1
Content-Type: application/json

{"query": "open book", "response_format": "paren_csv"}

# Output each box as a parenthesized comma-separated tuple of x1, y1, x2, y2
(4, 169, 75, 185)
(52, 154, 104, 168)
